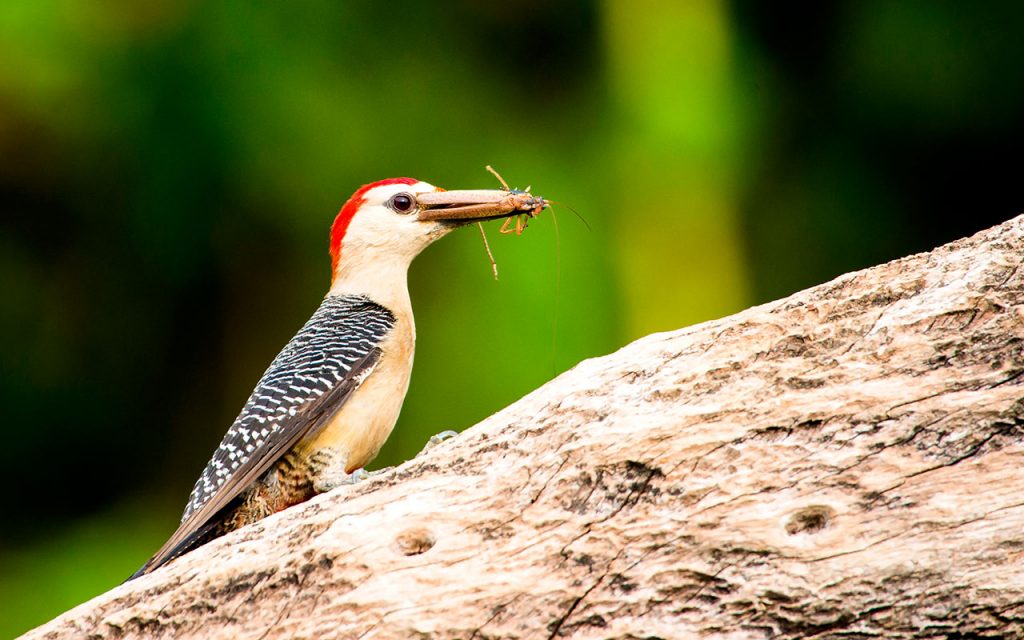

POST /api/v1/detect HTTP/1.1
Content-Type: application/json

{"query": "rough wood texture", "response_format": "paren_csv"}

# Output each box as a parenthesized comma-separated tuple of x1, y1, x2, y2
(25, 217, 1024, 639)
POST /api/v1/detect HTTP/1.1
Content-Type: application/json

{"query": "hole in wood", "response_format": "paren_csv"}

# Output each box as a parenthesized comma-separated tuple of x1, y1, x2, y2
(394, 527, 436, 556)
(784, 505, 835, 535)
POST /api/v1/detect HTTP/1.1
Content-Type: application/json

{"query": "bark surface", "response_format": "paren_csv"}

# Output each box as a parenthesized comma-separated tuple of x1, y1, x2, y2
(24, 217, 1024, 639)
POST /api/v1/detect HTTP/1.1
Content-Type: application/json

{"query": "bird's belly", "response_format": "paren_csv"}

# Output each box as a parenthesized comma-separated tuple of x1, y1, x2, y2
(298, 324, 414, 473)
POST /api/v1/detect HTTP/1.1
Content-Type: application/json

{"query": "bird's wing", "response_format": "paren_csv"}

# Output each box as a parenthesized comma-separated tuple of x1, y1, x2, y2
(133, 295, 396, 578)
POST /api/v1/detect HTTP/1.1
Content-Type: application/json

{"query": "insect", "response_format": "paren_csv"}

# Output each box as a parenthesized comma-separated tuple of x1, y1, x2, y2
(466, 166, 550, 278)
(416, 167, 548, 279)
(485, 165, 548, 235)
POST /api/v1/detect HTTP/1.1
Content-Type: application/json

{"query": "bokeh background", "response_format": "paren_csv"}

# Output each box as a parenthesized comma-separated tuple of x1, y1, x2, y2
(3, 1, 1023, 635)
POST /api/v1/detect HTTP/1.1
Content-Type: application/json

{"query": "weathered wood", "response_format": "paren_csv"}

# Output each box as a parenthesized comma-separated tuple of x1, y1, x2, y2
(24, 217, 1024, 639)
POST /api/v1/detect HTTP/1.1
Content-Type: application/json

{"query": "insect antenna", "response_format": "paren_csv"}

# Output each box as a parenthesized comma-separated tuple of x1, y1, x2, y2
(548, 203, 563, 375)
(546, 200, 590, 231)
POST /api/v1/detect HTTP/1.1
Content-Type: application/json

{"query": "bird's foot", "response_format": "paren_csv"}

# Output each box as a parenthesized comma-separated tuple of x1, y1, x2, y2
(314, 466, 391, 492)
(416, 430, 459, 458)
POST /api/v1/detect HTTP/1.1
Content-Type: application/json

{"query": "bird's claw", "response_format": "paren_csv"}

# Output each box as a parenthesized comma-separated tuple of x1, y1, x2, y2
(416, 430, 459, 457)
(315, 466, 391, 492)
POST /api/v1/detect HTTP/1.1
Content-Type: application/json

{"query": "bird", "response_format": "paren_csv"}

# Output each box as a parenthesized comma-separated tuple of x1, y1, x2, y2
(131, 177, 547, 578)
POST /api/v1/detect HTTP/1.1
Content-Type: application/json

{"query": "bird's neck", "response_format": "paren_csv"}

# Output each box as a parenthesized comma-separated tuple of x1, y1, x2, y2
(328, 257, 413, 319)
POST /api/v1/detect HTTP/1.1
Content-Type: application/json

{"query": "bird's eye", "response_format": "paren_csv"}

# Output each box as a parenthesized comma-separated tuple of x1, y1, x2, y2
(388, 193, 416, 214)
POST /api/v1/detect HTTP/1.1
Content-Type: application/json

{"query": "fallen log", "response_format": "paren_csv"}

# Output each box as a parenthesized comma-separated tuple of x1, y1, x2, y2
(24, 216, 1024, 639)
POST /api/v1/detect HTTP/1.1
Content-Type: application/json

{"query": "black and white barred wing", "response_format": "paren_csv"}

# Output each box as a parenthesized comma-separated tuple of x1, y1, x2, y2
(136, 295, 395, 576)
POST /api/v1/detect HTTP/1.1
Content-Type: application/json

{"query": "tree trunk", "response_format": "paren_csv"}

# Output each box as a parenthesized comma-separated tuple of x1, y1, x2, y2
(24, 217, 1024, 640)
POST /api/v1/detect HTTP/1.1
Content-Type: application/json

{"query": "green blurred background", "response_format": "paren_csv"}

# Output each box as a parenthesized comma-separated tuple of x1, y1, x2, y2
(2, 1, 1022, 635)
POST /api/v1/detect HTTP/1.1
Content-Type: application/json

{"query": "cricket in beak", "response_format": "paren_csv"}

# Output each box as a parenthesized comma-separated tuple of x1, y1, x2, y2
(420, 167, 552, 279)
(417, 186, 548, 225)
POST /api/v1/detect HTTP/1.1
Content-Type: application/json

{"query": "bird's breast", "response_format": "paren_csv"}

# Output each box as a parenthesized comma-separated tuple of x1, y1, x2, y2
(298, 313, 415, 472)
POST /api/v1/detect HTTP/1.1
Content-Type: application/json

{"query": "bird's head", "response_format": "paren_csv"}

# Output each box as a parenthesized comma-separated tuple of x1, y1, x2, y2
(328, 177, 543, 291)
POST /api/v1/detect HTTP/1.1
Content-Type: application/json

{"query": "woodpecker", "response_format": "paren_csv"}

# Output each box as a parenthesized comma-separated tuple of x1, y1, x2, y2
(133, 177, 547, 578)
